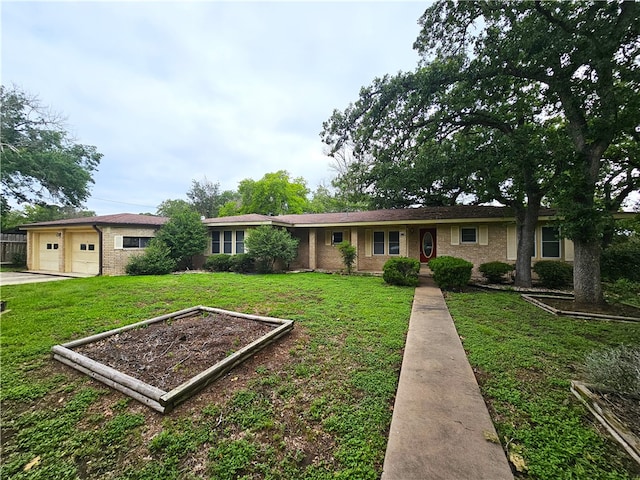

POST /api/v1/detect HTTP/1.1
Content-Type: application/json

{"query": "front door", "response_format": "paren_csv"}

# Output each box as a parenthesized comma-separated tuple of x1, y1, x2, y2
(419, 228, 437, 263)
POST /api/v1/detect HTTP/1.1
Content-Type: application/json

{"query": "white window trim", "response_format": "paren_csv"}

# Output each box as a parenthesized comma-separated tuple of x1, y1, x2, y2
(540, 226, 562, 259)
(460, 226, 478, 244)
(212, 229, 245, 255)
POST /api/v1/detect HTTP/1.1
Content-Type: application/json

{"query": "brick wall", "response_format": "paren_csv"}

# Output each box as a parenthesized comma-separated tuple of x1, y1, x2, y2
(101, 226, 161, 275)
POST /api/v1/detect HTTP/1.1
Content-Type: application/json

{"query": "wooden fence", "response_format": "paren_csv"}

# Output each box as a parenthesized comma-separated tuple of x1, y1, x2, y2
(1, 233, 27, 264)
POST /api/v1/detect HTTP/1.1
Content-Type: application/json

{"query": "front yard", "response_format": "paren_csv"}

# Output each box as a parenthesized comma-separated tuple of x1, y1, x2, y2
(1, 273, 639, 479)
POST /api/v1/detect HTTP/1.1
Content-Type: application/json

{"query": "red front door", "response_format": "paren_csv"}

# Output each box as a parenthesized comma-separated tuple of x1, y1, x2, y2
(419, 228, 437, 263)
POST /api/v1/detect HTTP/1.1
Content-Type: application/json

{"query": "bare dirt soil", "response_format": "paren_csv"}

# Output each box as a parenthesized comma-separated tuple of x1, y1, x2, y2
(73, 312, 278, 391)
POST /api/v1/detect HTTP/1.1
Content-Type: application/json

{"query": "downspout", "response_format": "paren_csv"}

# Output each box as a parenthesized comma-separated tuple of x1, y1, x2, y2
(92, 225, 103, 276)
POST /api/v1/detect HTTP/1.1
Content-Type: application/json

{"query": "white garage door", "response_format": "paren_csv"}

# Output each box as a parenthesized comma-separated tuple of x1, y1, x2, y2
(37, 233, 60, 272)
(70, 232, 99, 274)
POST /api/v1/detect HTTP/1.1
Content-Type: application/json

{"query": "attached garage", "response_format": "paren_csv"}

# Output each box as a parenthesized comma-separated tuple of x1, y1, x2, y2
(67, 232, 100, 275)
(21, 213, 168, 276)
(35, 232, 61, 272)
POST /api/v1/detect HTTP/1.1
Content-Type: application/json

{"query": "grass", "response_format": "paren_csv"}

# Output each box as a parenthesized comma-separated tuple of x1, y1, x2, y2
(445, 289, 640, 479)
(0, 273, 414, 479)
(1, 273, 639, 479)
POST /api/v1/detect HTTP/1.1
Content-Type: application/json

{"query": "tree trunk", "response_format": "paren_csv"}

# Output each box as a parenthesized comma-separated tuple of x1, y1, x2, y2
(572, 238, 603, 306)
(513, 202, 540, 288)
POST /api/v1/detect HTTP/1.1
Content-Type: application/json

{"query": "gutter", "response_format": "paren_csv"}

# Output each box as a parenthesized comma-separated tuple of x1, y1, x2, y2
(92, 225, 103, 276)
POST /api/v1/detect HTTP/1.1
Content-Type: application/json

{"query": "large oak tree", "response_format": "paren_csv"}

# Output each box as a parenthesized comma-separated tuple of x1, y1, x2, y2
(322, 1, 639, 305)
(1, 86, 102, 210)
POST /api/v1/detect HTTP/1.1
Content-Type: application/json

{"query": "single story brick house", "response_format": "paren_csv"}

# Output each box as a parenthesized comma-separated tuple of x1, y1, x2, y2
(21, 206, 575, 277)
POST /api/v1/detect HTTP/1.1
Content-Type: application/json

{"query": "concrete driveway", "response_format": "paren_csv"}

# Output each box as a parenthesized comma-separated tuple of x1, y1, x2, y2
(0, 271, 76, 286)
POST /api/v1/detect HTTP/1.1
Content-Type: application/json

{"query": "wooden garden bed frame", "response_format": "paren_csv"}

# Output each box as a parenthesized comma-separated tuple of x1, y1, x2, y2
(52, 306, 294, 413)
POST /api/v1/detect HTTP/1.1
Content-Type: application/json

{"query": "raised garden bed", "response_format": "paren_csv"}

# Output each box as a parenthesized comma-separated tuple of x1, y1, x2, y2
(52, 306, 294, 413)
(522, 294, 640, 322)
(571, 381, 640, 465)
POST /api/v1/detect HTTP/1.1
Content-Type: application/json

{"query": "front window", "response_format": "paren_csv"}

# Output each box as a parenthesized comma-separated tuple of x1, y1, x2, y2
(460, 227, 477, 244)
(541, 226, 561, 258)
(123, 237, 151, 248)
(389, 231, 400, 255)
(332, 231, 343, 245)
(212, 231, 220, 254)
(373, 231, 385, 255)
(235, 230, 245, 254)
(223, 231, 233, 254)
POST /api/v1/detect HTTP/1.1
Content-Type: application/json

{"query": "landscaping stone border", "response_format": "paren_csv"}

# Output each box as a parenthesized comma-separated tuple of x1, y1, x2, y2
(52, 306, 294, 413)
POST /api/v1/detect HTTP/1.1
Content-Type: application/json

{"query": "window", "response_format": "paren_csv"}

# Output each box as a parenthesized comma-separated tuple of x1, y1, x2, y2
(332, 231, 343, 245)
(223, 231, 233, 254)
(46, 243, 59, 250)
(88, 244, 95, 251)
(80, 244, 87, 251)
(373, 231, 385, 255)
(212, 230, 244, 254)
(389, 231, 400, 255)
(212, 231, 220, 254)
(235, 230, 245, 254)
(123, 237, 151, 248)
(460, 227, 477, 244)
(541, 226, 561, 258)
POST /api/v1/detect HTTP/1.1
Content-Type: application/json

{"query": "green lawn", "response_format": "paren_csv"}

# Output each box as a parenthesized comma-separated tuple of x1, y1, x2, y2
(1, 273, 639, 479)
(446, 289, 640, 480)
(0, 273, 414, 479)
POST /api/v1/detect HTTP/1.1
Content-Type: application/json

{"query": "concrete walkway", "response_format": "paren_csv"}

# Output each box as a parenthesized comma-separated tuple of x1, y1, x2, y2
(382, 277, 513, 480)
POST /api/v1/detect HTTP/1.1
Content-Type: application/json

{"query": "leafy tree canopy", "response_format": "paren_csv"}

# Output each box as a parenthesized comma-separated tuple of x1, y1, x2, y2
(244, 225, 299, 273)
(235, 170, 311, 216)
(156, 199, 195, 217)
(322, 1, 640, 304)
(1, 85, 102, 209)
(154, 208, 208, 269)
(186, 177, 238, 218)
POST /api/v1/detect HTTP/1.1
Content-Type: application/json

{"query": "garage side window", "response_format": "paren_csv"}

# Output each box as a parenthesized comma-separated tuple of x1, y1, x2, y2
(123, 237, 152, 248)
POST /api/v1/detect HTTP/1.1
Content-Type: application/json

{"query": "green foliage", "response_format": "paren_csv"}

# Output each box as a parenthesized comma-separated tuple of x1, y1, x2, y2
(125, 240, 177, 275)
(428, 256, 472, 291)
(584, 345, 640, 397)
(446, 290, 640, 478)
(244, 225, 299, 273)
(1, 85, 102, 208)
(237, 170, 310, 215)
(601, 240, 640, 282)
(154, 209, 208, 269)
(204, 254, 233, 272)
(1, 273, 414, 479)
(229, 253, 255, 273)
(337, 241, 357, 274)
(479, 261, 513, 284)
(186, 177, 238, 219)
(382, 257, 420, 287)
(155, 199, 194, 218)
(11, 251, 27, 267)
(533, 261, 573, 289)
(605, 279, 640, 307)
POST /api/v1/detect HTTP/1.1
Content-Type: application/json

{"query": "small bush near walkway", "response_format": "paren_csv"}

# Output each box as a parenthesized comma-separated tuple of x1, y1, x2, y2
(428, 256, 473, 291)
(383, 257, 420, 286)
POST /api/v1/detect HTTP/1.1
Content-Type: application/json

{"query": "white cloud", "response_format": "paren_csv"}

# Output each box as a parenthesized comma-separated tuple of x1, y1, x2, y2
(2, 1, 427, 215)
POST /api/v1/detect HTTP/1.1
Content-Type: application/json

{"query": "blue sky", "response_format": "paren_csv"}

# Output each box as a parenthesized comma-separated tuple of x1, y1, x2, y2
(3, 1, 428, 215)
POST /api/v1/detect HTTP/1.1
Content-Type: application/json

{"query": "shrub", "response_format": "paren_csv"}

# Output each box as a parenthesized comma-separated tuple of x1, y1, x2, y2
(428, 256, 473, 291)
(383, 257, 420, 287)
(11, 251, 27, 267)
(533, 260, 573, 289)
(604, 278, 640, 306)
(244, 226, 299, 273)
(154, 209, 208, 269)
(230, 254, 255, 273)
(601, 241, 640, 282)
(125, 240, 176, 275)
(479, 261, 513, 284)
(337, 241, 357, 274)
(204, 254, 233, 272)
(583, 345, 640, 397)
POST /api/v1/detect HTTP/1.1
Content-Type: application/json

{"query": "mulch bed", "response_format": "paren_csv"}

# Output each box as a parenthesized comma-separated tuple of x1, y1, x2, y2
(73, 312, 277, 391)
